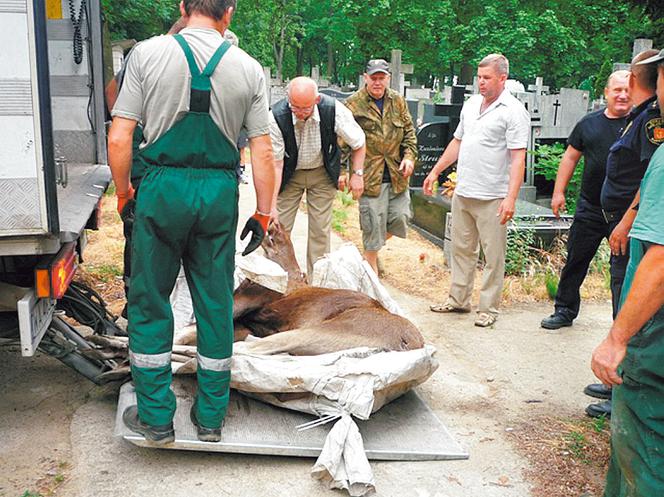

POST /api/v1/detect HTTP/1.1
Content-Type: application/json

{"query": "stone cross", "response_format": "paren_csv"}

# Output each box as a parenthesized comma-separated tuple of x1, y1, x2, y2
(389, 49, 414, 94)
(528, 77, 549, 95)
(389, 49, 402, 91)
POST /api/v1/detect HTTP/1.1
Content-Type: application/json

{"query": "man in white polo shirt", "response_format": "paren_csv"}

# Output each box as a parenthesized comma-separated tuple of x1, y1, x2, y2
(423, 53, 530, 327)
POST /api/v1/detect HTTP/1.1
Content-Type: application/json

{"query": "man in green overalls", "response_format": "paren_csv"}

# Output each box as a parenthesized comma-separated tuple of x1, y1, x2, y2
(591, 49, 664, 497)
(108, 0, 274, 443)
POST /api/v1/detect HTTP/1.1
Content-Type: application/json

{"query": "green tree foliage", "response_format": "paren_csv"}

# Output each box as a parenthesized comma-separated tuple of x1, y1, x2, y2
(103, 0, 657, 90)
(102, 0, 179, 41)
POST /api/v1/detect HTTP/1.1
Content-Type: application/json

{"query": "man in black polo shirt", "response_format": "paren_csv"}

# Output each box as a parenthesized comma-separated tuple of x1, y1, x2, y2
(583, 49, 663, 418)
(541, 71, 631, 330)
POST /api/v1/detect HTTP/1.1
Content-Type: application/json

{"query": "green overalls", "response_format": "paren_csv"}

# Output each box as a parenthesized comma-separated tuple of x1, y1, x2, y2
(603, 146, 664, 497)
(128, 34, 239, 430)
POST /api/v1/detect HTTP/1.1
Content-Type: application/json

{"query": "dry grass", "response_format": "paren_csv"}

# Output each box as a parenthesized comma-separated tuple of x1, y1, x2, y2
(331, 194, 612, 305)
(507, 415, 611, 497)
(77, 192, 126, 316)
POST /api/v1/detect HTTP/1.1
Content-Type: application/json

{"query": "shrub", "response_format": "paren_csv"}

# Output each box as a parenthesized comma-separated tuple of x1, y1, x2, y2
(505, 225, 537, 276)
(533, 143, 584, 215)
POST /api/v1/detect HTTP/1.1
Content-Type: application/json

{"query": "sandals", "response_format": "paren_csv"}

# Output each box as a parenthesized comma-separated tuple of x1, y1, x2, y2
(474, 312, 497, 328)
(429, 302, 471, 313)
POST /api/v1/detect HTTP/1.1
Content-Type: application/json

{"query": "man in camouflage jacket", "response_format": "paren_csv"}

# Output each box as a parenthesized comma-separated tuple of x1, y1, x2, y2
(345, 59, 418, 274)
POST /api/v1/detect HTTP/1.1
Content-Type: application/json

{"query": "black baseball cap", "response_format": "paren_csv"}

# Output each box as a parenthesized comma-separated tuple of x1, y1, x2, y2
(366, 59, 390, 75)
(636, 48, 664, 65)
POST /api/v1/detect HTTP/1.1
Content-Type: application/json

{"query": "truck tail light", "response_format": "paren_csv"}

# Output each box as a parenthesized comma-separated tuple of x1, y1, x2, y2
(35, 242, 78, 299)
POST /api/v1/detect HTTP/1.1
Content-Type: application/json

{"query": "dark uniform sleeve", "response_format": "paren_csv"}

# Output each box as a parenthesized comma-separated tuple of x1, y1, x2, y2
(567, 118, 586, 152)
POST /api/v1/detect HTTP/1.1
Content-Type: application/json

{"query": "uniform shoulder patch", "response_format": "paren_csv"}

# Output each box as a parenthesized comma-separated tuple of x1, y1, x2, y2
(645, 117, 664, 145)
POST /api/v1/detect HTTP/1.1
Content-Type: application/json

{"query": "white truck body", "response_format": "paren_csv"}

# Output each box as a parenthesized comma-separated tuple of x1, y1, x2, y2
(0, 0, 110, 356)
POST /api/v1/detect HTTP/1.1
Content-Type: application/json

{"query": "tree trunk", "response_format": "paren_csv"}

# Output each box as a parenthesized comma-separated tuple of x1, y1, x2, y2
(296, 45, 304, 76)
(326, 43, 334, 80)
(459, 62, 474, 85)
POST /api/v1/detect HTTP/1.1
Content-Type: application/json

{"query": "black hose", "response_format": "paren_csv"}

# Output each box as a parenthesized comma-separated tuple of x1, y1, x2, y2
(57, 281, 126, 336)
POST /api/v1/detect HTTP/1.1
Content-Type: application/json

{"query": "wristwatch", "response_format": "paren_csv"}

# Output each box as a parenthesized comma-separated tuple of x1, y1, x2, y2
(352, 169, 364, 176)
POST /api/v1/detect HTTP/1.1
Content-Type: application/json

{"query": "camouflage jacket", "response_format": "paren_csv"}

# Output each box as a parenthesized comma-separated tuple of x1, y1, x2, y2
(345, 87, 417, 197)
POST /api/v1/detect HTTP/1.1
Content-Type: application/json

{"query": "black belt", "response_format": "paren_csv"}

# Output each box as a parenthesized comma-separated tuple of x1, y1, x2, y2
(602, 209, 626, 223)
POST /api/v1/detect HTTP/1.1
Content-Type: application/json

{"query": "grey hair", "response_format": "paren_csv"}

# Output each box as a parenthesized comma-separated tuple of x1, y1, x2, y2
(479, 54, 509, 76)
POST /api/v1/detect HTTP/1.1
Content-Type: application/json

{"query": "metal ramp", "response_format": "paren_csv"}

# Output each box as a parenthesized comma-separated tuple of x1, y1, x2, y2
(114, 379, 468, 461)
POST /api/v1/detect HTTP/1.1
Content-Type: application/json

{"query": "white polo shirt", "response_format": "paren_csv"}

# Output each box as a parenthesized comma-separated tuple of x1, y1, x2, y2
(453, 89, 530, 200)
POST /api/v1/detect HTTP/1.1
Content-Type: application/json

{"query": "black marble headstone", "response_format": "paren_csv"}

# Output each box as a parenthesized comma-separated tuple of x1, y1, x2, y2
(411, 122, 450, 188)
(319, 88, 354, 101)
(406, 99, 418, 122)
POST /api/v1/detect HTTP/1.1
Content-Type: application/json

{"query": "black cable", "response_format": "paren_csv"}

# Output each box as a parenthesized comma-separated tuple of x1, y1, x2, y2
(69, 0, 87, 65)
(83, 0, 95, 133)
(57, 281, 126, 336)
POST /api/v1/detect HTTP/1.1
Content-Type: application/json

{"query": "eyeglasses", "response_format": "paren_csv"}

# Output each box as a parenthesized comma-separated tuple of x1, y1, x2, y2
(288, 102, 315, 113)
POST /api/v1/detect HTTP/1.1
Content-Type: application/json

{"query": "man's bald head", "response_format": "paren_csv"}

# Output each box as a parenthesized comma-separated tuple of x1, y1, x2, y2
(604, 70, 631, 117)
(631, 49, 659, 92)
(287, 77, 321, 121)
(606, 70, 630, 89)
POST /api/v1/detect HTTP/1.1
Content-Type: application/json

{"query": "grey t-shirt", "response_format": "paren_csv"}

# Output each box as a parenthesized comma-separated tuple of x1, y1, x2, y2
(112, 27, 269, 148)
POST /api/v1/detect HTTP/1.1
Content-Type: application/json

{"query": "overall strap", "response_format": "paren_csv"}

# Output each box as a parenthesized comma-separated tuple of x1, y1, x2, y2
(173, 34, 232, 113)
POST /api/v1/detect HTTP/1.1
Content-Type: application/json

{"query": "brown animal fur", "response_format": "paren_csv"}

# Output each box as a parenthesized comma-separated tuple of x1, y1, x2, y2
(229, 224, 425, 356)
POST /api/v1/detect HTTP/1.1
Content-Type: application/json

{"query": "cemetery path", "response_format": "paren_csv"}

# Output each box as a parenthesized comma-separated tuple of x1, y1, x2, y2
(0, 176, 611, 497)
(389, 282, 612, 496)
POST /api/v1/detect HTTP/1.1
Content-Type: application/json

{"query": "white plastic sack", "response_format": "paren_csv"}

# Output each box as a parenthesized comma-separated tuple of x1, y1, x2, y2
(311, 243, 405, 317)
(171, 252, 288, 335)
(229, 344, 438, 496)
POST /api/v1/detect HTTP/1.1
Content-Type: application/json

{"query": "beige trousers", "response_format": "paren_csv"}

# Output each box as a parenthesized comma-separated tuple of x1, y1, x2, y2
(277, 166, 337, 276)
(447, 193, 507, 316)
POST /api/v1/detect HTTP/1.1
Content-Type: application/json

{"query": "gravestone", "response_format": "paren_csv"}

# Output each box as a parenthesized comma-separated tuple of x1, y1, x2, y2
(439, 86, 452, 104)
(410, 122, 455, 245)
(269, 85, 288, 107)
(406, 99, 419, 123)
(537, 89, 589, 139)
(411, 122, 450, 188)
(421, 102, 447, 125)
(263, 67, 272, 107)
(319, 87, 354, 101)
(633, 38, 653, 57)
(406, 88, 433, 100)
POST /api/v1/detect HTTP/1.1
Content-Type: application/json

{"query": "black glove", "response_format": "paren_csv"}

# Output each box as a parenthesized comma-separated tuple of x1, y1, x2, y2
(120, 198, 136, 237)
(240, 213, 269, 256)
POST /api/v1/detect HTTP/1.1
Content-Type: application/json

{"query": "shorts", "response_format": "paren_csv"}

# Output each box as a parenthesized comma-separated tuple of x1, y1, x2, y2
(359, 183, 411, 251)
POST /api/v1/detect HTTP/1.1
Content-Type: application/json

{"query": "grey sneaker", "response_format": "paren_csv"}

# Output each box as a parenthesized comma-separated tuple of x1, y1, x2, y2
(190, 402, 222, 442)
(122, 405, 175, 444)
